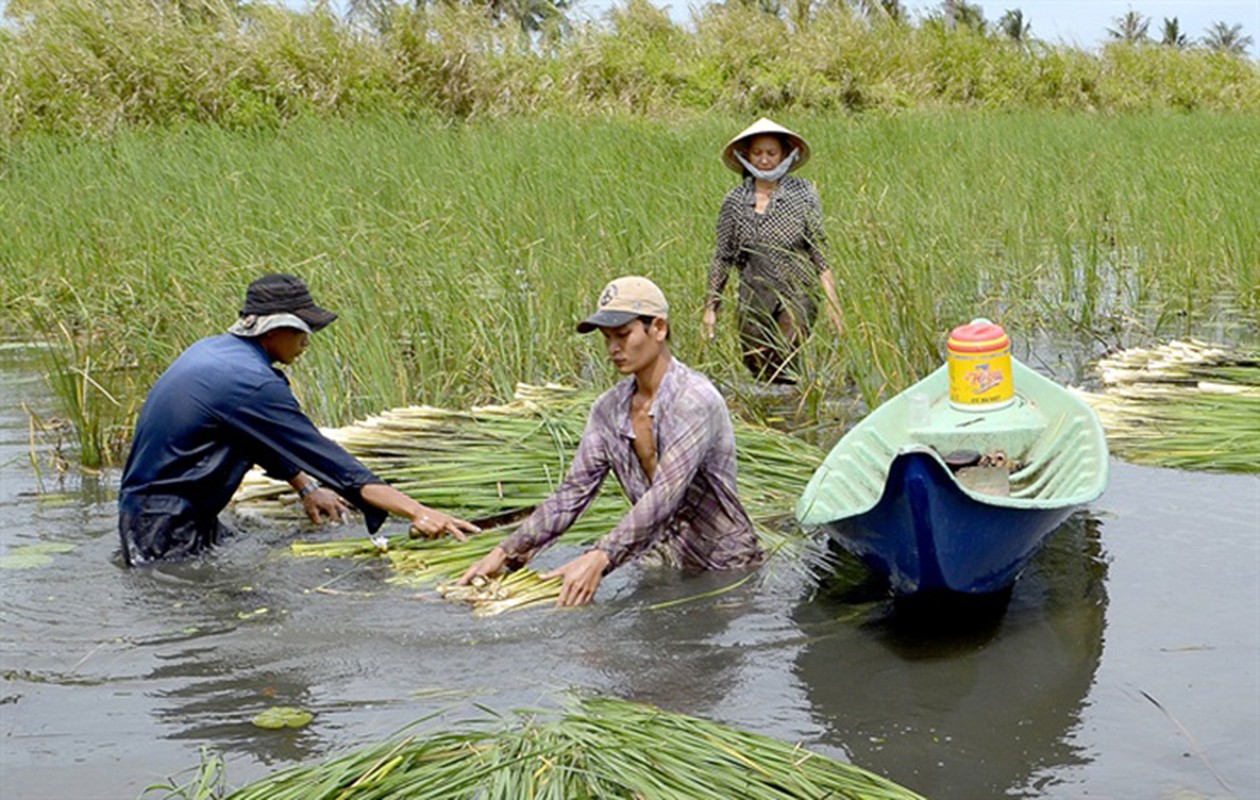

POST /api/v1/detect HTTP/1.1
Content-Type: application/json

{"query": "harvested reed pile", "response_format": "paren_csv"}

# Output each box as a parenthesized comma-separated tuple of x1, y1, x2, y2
(148, 696, 925, 800)
(437, 572, 567, 617)
(235, 384, 823, 612)
(1082, 340, 1260, 473)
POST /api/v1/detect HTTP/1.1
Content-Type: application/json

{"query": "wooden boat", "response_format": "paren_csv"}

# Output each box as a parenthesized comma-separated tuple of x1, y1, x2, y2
(796, 359, 1109, 596)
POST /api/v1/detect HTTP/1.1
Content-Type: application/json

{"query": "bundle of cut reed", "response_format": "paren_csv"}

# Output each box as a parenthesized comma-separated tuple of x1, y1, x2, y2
(235, 384, 824, 611)
(148, 696, 925, 800)
(233, 384, 596, 519)
(437, 571, 565, 617)
(1081, 339, 1260, 472)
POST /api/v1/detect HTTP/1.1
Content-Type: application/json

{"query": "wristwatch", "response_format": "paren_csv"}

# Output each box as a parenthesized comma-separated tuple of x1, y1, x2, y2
(297, 478, 321, 499)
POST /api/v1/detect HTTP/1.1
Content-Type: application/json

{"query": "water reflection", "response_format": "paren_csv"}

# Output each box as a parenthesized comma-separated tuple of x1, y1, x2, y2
(111, 546, 337, 764)
(151, 662, 323, 765)
(579, 568, 756, 715)
(7, 349, 1254, 799)
(794, 514, 1108, 800)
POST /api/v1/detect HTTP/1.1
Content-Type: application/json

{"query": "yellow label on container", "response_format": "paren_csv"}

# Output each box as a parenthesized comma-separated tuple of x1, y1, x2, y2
(948, 347, 1014, 410)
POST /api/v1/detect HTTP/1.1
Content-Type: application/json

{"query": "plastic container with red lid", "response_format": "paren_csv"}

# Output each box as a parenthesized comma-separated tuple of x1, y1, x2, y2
(947, 319, 1014, 411)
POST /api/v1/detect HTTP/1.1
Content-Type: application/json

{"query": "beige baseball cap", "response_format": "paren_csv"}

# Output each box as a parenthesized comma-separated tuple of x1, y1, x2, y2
(576, 276, 670, 334)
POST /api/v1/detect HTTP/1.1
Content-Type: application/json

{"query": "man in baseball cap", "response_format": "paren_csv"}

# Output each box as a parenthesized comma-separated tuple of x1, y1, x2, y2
(575, 275, 670, 333)
(460, 276, 764, 606)
(117, 273, 477, 565)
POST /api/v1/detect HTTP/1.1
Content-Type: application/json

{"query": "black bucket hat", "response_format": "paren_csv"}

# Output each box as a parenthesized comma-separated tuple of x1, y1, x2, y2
(239, 273, 338, 332)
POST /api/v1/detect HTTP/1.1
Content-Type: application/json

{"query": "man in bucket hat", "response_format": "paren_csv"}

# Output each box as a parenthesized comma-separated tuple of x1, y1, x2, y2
(458, 276, 764, 606)
(117, 273, 477, 565)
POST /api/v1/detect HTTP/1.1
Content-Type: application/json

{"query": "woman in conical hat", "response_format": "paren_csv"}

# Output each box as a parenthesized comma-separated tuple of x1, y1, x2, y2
(703, 118, 845, 383)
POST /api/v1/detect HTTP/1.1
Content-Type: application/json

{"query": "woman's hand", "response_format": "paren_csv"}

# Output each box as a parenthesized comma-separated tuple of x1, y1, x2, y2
(825, 304, 845, 338)
(302, 488, 350, 525)
(409, 506, 479, 541)
(543, 549, 611, 607)
(701, 307, 718, 341)
(819, 269, 845, 338)
(458, 546, 510, 584)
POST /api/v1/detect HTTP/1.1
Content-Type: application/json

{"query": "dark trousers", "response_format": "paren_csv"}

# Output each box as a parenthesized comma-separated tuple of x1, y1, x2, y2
(119, 500, 232, 566)
(738, 293, 817, 384)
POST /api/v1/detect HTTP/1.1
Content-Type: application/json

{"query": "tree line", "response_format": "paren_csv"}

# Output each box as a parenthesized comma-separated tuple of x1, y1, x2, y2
(333, 0, 1255, 53)
(1, 0, 1256, 135)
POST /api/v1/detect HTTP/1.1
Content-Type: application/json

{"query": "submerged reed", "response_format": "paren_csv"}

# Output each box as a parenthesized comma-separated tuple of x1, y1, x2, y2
(437, 570, 565, 616)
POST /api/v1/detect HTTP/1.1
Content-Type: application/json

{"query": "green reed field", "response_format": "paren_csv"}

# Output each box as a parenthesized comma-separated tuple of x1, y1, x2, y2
(2, 112, 1257, 464)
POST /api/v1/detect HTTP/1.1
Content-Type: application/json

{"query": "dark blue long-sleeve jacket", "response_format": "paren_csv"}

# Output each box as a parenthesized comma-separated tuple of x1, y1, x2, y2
(118, 334, 386, 564)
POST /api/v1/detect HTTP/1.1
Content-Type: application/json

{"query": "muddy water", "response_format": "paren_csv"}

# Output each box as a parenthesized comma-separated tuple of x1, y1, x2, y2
(2, 345, 1257, 800)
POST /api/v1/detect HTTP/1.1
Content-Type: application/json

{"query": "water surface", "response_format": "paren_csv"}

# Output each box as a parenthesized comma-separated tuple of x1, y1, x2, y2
(2, 347, 1256, 799)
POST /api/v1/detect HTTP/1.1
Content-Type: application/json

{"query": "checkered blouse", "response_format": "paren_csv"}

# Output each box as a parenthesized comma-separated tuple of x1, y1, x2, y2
(706, 175, 829, 312)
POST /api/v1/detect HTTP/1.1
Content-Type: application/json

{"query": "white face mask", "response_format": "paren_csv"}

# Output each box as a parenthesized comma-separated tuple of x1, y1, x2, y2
(735, 147, 799, 183)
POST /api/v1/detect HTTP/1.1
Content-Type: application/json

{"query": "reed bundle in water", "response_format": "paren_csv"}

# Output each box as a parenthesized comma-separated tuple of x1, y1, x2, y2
(150, 697, 924, 800)
(437, 571, 565, 616)
(1083, 339, 1260, 472)
(236, 385, 823, 611)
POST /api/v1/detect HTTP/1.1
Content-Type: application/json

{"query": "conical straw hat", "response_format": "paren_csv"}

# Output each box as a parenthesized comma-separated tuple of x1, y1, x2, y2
(721, 117, 811, 174)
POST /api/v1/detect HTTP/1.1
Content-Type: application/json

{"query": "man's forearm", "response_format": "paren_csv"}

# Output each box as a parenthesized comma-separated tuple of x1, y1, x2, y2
(359, 482, 422, 517)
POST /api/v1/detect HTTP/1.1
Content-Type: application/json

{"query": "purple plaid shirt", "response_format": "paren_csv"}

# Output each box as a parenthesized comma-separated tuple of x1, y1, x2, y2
(500, 359, 764, 572)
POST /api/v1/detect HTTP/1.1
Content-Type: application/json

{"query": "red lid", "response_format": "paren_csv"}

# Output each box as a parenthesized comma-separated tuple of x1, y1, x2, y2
(947, 319, 1010, 353)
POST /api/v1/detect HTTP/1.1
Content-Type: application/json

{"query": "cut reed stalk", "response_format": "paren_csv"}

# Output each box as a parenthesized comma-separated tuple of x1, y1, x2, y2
(1082, 339, 1260, 472)
(239, 384, 822, 613)
(147, 696, 925, 800)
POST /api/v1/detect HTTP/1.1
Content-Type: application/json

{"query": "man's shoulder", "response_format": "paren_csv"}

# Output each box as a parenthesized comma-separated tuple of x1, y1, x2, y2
(169, 335, 276, 388)
(591, 377, 634, 416)
(665, 361, 727, 412)
(183, 333, 251, 360)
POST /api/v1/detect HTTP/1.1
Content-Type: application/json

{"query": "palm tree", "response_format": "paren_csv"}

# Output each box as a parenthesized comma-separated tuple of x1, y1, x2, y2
(488, 0, 571, 32)
(348, 0, 571, 34)
(346, 0, 398, 32)
(998, 8, 1031, 43)
(1107, 10, 1150, 44)
(1201, 21, 1254, 55)
(857, 0, 907, 24)
(1159, 17, 1188, 48)
(938, 0, 986, 32)
(731, 0, 784, 18)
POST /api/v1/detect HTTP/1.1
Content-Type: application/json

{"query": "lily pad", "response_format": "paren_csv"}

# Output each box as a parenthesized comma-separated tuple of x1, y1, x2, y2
(0, 553, 54, 570)
(16, 543, 77, 555)
(0, 543, 76, 570)
(252, 706, 313, 730)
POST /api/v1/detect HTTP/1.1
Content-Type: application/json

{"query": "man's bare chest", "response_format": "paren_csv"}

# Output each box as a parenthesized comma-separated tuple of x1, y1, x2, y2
(629, 398, 657, 481)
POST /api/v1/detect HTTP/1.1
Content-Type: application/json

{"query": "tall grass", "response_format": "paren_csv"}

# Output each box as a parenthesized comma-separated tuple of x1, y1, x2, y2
(2, 112, 1258, 463)
(1, 0, 1258, 137)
